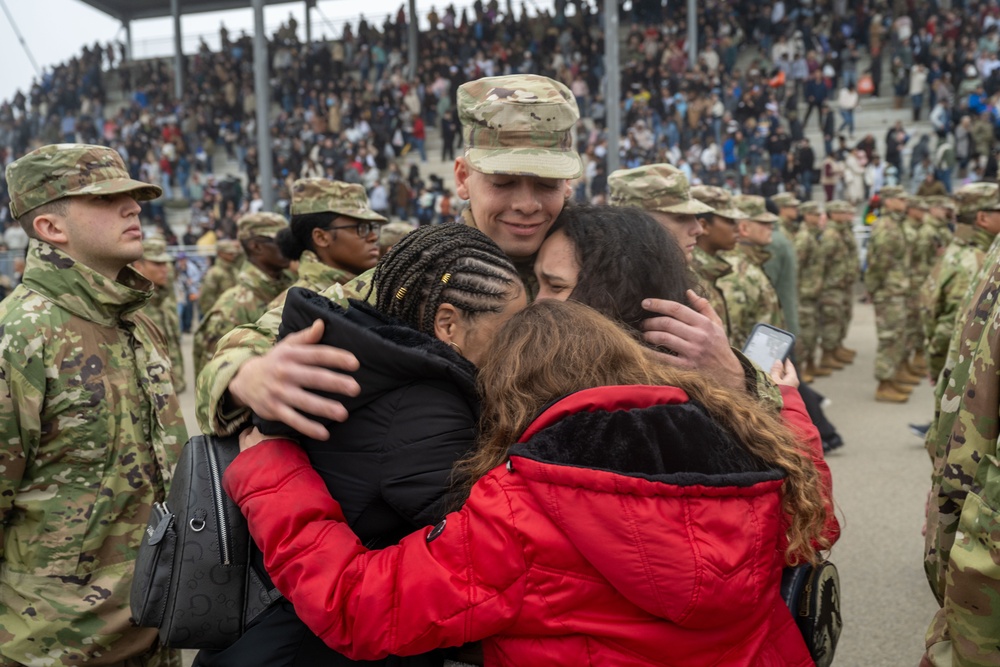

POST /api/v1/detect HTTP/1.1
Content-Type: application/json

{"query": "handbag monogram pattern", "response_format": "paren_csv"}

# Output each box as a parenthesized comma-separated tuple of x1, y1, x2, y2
(781, 561, 842, 667)
(130, 435, 280, 649)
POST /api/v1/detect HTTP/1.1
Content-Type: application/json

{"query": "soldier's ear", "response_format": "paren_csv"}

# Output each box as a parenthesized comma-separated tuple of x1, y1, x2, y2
(33, 212, 69, 247)
(454, 159, 472, 200)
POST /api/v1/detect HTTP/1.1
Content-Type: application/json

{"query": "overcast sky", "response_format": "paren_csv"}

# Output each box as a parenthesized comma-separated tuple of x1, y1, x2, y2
(0, 0, 556, 102)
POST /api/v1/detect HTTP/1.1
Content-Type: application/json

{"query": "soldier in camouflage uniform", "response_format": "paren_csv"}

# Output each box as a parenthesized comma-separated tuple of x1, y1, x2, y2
(920, 207, 1000, 666)
(192, 212, 293, 379)
(198, 238, 242, 315)
(134, 236, 186, 393)
(195, 75, 775, 439)
(379, 221, 417, 256)
(268, 179, 388, 311)
(690, 185, 742, 336)
(817, 200, 860, 371)
(608, 163, 713, 262)
(864, 185, 913, 402)
(794, 201, 828, 381)
(919, 187, 995, 384)
(904, 197, 933, 378)
(717, 195, 785, 348)
(0, 144, 187, 666)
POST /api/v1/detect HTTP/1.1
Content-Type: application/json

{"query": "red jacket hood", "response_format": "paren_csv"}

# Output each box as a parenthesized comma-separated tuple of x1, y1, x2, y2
(507, 385, 788, 629)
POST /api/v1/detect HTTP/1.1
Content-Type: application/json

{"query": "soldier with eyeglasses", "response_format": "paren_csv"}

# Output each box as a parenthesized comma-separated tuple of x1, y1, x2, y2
(267, 179, 388, 312)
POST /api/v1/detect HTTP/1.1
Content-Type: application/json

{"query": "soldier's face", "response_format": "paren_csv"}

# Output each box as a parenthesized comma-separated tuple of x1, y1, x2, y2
(134, 259, 170, 287)
(52, 194, 144, 279)
(647, 211, 704, 261)
(742, 219, 774, 246)
(699, 216, 738, 253)
(455, 161, 570, 260)
(320, 216, 381, 275)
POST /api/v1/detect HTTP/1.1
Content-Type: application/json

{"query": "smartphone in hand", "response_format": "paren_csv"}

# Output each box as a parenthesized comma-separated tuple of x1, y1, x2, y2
(742, 323, 795, 372)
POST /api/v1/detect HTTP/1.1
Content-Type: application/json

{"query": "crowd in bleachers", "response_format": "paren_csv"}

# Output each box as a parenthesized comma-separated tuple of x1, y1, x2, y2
(2, 0, 1000, 280)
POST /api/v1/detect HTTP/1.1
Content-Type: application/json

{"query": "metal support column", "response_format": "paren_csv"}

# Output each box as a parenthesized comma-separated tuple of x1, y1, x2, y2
(171, 0, 183, 101)
(687, 0, 697, 71)
(253, 0, 276, 211)
(305, 0, 312, 44)
(604, 0, 620, 176)
(123, 20, 132, 62)
(407, 0, 418, 80)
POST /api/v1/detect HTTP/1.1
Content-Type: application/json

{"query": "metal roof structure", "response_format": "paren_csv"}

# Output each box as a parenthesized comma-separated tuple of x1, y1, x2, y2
(76, 0, 308, 23)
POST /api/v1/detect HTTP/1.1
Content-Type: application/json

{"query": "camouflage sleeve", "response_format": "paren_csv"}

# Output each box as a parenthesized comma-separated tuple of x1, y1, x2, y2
(194, 271, 374, 435)
(863, 226, 886, 294)
(734, 349, 784, 411)
(0, 358, 42, 561)
(192, 307, 233, 382)
(925, 270, 967, 383)
(198, 270, 223, 314)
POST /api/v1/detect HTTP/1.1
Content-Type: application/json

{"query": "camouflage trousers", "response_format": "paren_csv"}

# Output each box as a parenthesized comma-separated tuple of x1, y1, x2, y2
(0, 634, 180, 667)
(818, 287, 850, 352)
(797, 299, 819, 361)
(873, 294, 907, 380)
(906, 291, 925, 357)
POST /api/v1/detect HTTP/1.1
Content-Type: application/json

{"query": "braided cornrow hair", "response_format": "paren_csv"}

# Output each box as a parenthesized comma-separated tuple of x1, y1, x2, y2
(373, 224, 520, 336)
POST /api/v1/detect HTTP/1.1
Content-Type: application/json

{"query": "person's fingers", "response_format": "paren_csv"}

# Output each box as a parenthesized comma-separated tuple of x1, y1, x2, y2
(281, 319, 325, 346)
(277, 362, 361, 397)
(643, 341, 697, 370)
(770, 359, 785, 382)
(268, 403, 331, 441)
(640, 325, 703, 360)
(685, 289, 724, 327)
(282, 345, 362, 379)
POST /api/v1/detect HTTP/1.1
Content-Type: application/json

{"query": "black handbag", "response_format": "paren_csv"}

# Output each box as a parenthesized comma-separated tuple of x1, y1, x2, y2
(130, 435, 281, 649)
(780, 561, 842, 667)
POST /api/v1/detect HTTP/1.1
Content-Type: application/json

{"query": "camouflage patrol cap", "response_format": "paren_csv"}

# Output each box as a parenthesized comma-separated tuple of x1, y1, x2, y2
(291, 178, 387, 222)
(733, 194, 779, 223)
(141, 236, 172, 263)
(826, 200, 855, 215)
(879, 185, 907, 201)
(955, 182, 1000, 217)
(458, 74, 583, 179)
(379, 221, 417, 248)
(690, 185, 742, 219)
(216, 239, 242, 255)
(237, 212, 289, 240)
(771, 192, 801, 208)
(798, 200, 824, 216)
(6, 143, 162, 219)
(926, 195, 956, 212)
(907, 196, 930, 210)
(608, 164, 714, 215)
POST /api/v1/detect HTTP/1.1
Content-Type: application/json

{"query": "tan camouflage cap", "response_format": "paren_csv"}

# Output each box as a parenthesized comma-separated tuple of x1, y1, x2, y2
(6, 143, 162, 219)
(771, 192, 801, 208)
(216, 239, 242, 255)
(926, 195, 956, 212)
(237, 212, 289, 240)
(879, 185, 906, 201)
(379, 221, 417, 248)
(955, 182, 1000, 217)
(798, 201, 824, 216)
(826, 200, 855, 215)
(291, 178, 387, 222)
(458, 74, 583, 179)
(141, 236, 172, 263)
(908, 196, 930, 210)
(690, 185, 742, 219)
(608, 164, 714, 215)
(733, 194, 779, 223)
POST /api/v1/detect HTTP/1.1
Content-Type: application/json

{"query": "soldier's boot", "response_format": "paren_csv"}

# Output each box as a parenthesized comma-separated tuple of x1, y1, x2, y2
(819, 350, 846, 370)
(809, 358, 833, 377)
(876, 380, 910, 403)
(893, 380, 915, 394)
(833, 346, 856, 364)
(910, 352, 929, 374)
(801, 363, 815, 384)
(894, 364, 923, 386)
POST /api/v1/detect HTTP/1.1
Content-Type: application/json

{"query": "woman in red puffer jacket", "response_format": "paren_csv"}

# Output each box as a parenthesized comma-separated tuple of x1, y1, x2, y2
(225, 300, 839, 666)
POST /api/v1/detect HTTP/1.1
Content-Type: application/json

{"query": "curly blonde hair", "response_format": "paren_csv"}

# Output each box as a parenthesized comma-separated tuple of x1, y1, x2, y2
(454, 300, 830, 564)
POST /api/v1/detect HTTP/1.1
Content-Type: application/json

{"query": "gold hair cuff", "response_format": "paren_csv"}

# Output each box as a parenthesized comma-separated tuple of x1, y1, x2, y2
(441, 273, 452, 284)
(395, 287, 407, 300)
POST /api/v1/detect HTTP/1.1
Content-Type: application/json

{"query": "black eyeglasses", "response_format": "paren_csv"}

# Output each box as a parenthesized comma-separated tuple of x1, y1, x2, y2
(327, 221, 382, 238)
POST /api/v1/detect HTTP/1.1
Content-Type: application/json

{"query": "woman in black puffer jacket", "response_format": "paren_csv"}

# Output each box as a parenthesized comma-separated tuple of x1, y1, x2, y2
(194, 224, 525, 667)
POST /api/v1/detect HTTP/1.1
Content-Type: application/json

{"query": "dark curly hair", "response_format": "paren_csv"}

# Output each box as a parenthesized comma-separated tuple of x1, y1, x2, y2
(372, 224, 521, 336)
(548, 204, 697, 334)
(275, 211, 337, 261)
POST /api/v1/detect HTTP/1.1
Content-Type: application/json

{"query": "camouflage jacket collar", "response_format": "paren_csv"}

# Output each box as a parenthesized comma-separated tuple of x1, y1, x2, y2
(297, 250, 355, 289)
(780, 219, 800, 237)
(952, 225, 996, 252)
(21, 239, 152, 326)
(691, 246, 733, 282)
(734, 241, 772, 266)
(148, 283, 173, 308)
(924, 214, 949, 229)
(237, 260, 293, 302)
